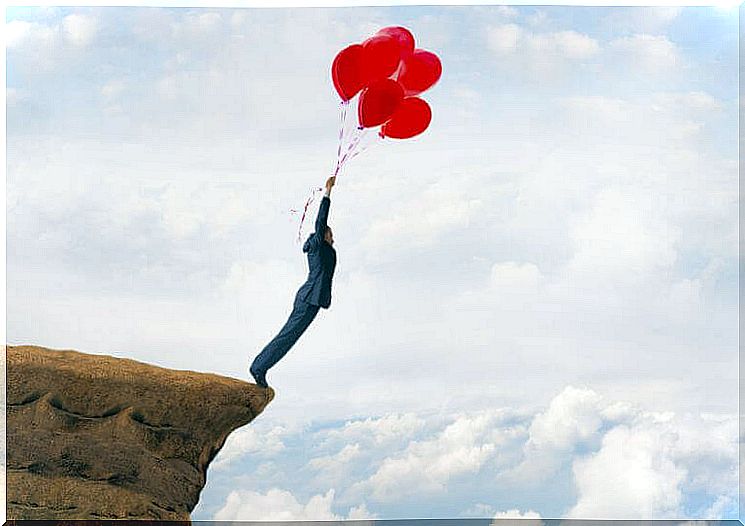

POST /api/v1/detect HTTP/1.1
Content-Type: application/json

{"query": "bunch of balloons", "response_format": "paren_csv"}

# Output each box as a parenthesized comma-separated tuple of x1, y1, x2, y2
(330, 26, 442, 175)
(292, 26, 441, 242)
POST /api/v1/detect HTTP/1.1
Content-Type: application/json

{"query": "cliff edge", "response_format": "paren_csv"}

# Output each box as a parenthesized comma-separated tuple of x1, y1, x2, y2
(6, 344, 274, 521)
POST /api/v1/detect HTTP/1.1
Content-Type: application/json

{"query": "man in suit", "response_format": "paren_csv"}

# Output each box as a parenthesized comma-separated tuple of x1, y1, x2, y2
(250, 176, 337, 388)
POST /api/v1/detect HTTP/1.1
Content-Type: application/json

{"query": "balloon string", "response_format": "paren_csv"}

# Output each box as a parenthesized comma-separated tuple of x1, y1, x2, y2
(336, 126, 364, 174)
(333, 100, 349, 176)
(336, 128, 359, 174)
(293, 186, 324, 243)
(343, 140, 369, 165)
(338, 130, 363, 169)
(338, 127, 376, 170)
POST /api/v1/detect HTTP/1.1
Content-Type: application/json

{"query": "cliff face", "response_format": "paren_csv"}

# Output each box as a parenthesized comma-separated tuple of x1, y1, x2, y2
(6, 344, 274, 521)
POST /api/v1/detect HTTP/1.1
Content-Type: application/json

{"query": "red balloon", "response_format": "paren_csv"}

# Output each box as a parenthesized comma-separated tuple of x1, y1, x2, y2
(358, 79, 404, 128)
(376, 26, 415, 57)
(397, 49, 442, 96)
(381, 97, 432, 139)
(361, 35, 401, 83)
(332, 44, 365, 101)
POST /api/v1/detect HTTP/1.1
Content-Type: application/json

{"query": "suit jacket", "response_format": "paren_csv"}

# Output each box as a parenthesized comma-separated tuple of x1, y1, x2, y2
(297, 195, 337, 308)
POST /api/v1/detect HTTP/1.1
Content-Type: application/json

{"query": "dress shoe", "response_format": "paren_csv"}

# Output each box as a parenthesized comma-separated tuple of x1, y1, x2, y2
(250, 366, 269, 388)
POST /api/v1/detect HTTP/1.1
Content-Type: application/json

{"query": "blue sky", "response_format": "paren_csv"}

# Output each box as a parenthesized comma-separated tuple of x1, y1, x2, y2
(5, 3, 740, 520)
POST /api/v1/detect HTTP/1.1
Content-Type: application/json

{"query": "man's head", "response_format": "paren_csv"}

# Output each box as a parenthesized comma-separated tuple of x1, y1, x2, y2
(324, 226, 334, 246)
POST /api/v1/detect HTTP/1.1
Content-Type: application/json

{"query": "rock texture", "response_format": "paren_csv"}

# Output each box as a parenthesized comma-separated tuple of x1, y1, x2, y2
(6, 344, 274, 521)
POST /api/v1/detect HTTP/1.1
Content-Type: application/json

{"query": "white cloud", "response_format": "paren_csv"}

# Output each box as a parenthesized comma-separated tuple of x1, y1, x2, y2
(199, 386, 736, 520)
(608, 34, 681, 73)
(495, 5, 519, 19)
(525, 10, 550, 28)
(6, 88, 25, 108)
(527, 30, 600, 60)
(450, 85, 482, 122)
(559, 95, 633, 123)
(158, 182, 256, 239)
(62, 14, 97, 47)
(601, 7, 682, 33)
(6, 12, 98, 74)
(502, 386, 607, 484)
(124, 7, 376, 137)
(349, 411, 503, 502)
(347, 502, 378, 519)
(568, 424, 686, 518)
(213, 487, 373, 520)
(651, 91, 724, 113)
(486, 385, 737, 519)
(172, 11, 224, 41)
(486, 23, 600, 80)
(487, 24, 521, 55)
(5, 19, 57, 52)
(230, 10, 248, 28)
(6, 20, 35, 48)
(212, 425, 288, 470)
(222, 259, 298, 297)
(497, 384, 737, 521)
(486, 22, 686, 84)
(487, 24, 600, 60)
(561, 186, 678, 283)
(490, 261, 544, 295)
(308, 443, 362, 479)
(321, 413, 426, 447)
(360, 179, 483, 256)
(220, 257, 308, 346)
(527, 386, 605, 451)
(156, 74, 182, 100)
(492, 508, 541, 519)
(101, 79, 126, 99)
(555, 91, 726, 147)
(668, 412, 738, 497)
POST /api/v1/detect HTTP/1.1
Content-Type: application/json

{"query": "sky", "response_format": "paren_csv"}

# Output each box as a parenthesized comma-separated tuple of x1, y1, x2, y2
(4, 2, 741, 521)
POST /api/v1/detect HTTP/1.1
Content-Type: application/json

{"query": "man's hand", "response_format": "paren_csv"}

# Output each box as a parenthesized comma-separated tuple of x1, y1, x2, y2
(325, 176, 336, 196)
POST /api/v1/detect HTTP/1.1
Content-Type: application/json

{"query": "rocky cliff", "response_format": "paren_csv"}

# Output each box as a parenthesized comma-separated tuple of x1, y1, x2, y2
(6, 344, 274, 521)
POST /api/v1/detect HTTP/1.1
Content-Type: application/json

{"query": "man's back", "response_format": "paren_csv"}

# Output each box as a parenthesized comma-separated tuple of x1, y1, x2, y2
(296, 195, 336, 308)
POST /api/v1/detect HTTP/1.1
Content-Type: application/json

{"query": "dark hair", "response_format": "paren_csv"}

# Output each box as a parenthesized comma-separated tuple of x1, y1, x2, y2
(325, 226, 332, 235)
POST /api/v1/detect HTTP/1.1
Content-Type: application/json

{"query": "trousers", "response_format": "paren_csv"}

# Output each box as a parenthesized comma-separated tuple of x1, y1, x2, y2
(251, 292, 321, 375)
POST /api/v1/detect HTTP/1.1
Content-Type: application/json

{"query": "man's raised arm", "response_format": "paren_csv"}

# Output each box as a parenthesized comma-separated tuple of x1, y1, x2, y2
(315, 176, 335, 240)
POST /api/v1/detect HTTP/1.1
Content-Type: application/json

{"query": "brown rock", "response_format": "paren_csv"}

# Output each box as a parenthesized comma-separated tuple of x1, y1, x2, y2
(6, 344, 274, 522)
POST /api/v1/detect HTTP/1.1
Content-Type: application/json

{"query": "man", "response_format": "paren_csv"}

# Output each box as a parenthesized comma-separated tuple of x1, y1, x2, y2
(250, 176, 337, 388)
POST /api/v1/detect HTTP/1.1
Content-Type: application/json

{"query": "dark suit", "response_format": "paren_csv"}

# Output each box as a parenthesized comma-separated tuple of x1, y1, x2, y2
(297, 196, 337, 308)
(250, 195, 336, 377)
